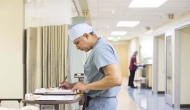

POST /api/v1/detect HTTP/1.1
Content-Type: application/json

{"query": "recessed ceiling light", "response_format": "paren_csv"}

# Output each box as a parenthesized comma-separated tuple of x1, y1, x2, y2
(111, 31, 127, 35)
(116, 21, 140, 27)
(129, 0, 168, 8)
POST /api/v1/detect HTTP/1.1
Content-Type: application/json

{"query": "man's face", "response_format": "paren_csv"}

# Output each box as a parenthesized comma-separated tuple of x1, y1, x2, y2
(73, 34, 91, 52)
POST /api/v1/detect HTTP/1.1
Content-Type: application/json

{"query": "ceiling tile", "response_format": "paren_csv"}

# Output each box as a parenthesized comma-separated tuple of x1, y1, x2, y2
(124, 8, 154, 16)
(87, 0, 132, 3)
(161, 1, 190, 8)
(87, 0, 190, 40)
(168, 0, 190, 2)
(88, 2, 98, 7)
(150, 7, 185, 16)
(180, 5, 190, 12)
(99, 8, 127, 13)
(142, 15, 168, 22)
(122, 15, 146, 21)
(98, 2, 131, 8)
(98, 12, 125, 17)
(175, 10, 190, 17)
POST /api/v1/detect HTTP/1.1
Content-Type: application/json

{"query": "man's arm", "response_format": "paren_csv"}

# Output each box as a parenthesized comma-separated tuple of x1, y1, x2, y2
(134, 62, 142, 65)
(71, 64, 122, 91)
(133, 57, 142, 65)
(86, 64, 122, 90)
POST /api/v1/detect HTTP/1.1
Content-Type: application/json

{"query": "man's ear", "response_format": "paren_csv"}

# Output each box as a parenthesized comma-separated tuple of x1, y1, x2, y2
(83, 33, 89, 39)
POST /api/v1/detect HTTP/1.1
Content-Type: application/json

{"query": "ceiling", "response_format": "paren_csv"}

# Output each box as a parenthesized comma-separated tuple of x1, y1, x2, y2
(83, 0, 190, 40)
(24, 0, 190, 40)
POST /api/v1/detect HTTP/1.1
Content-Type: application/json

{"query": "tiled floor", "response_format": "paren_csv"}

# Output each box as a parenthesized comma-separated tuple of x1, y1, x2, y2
(117, 77, 190, 110)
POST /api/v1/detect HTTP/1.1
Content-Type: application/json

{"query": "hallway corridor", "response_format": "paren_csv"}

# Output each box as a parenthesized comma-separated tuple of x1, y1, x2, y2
(117, 77, 190, 110)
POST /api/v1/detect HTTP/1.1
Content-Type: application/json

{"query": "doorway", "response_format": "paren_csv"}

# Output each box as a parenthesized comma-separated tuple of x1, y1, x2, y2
(165, 35, 173, 106)
(153, 34, 165, 94)
(175, 25, 190, 108)
(113, 44, 128, 77)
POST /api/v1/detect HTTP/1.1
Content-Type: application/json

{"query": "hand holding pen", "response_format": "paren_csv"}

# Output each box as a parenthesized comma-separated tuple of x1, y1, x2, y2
(58, 76, 68, 90)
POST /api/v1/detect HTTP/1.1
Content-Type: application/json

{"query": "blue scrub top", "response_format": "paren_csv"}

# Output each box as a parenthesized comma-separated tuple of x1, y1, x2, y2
(84, 37, 121, 98)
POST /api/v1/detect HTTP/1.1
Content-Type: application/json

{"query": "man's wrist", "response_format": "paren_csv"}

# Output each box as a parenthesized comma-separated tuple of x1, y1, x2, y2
(71, 82, 77, 88)
(85, 83, 89, 90)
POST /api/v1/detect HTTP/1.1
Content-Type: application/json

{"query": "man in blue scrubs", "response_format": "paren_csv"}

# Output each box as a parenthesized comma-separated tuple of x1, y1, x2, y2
(59, 23, 122, 110)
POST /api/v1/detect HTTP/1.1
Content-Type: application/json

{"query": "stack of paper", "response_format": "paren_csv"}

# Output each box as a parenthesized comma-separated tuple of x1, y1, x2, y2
(45, 90, 76, 95)
(35, 95, 76, 101)
(34, 88, 76, 95)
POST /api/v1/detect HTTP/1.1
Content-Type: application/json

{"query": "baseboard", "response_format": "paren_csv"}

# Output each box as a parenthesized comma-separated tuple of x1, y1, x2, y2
(158, 91, 165, 94)
(180, 104, 190, 108)
(172, 104, 190, 108)
(147, 86, 152, 89)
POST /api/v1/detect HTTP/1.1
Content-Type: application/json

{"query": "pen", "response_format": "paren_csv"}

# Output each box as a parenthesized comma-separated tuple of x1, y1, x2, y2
(58, 76, 68, 90)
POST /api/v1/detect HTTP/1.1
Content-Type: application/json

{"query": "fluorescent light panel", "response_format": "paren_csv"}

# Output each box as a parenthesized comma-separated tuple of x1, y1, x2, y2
(117, 21, 140, 27)
(111, 31, 127, 35)
(129, 0, 168, 8)
(108, 37, 121, 41)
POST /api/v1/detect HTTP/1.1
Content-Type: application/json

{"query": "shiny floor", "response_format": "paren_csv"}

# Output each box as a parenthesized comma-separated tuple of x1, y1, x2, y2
(117, 77, 190, 110)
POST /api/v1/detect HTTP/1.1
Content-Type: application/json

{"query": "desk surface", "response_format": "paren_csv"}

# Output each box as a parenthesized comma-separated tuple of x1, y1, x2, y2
(22, 94, 83, 105)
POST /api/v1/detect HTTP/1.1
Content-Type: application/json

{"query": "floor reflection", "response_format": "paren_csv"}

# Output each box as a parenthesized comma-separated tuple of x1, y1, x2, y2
(124, 86, 190, 110)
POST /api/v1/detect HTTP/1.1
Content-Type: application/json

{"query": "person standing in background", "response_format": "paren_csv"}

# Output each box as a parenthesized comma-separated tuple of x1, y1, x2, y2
(128, 51, 141, 88)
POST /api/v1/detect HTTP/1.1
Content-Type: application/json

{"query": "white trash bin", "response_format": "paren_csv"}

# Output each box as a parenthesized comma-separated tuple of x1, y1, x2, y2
(0, 107, 19, 110)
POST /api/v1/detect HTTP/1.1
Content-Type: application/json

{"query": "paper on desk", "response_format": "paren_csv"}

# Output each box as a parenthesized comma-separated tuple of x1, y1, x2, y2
(35, 95, 76, 100)
(46, 89, 76, 94)
(34, 88, 76, 94)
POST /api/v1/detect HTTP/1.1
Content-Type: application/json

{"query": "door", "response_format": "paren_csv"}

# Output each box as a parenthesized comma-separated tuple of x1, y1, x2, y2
(113, 44, 128, 77)
(165, 35, 173, 106)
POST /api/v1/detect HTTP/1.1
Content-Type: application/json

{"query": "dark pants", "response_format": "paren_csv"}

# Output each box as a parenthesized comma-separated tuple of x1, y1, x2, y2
(128, 70, 136, 87)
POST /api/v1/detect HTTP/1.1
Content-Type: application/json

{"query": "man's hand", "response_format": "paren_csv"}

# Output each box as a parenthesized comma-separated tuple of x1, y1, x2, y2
(59, 81, 73, 89)
(71, 82, 87, 92)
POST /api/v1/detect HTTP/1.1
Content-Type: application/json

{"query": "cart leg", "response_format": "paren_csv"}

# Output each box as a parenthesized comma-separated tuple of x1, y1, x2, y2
(54, 105, 59, 110)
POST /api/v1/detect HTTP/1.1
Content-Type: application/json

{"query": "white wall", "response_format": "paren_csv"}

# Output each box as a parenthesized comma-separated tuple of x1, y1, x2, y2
(0, 0, 24, 108)
(153, 11, 190, 34)
(25, 18, 45, 29)
(139, 36, 153, 64)
(153, 10, 190, 107)
(72, 44, 86, 76)
(180, 26, 190, 104)
(71, 16, 87, 83)
(157, 35, 165, 92)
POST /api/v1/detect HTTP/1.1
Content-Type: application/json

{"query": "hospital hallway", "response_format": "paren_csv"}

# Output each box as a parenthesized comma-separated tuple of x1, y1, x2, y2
(117, 77, 190, 110)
